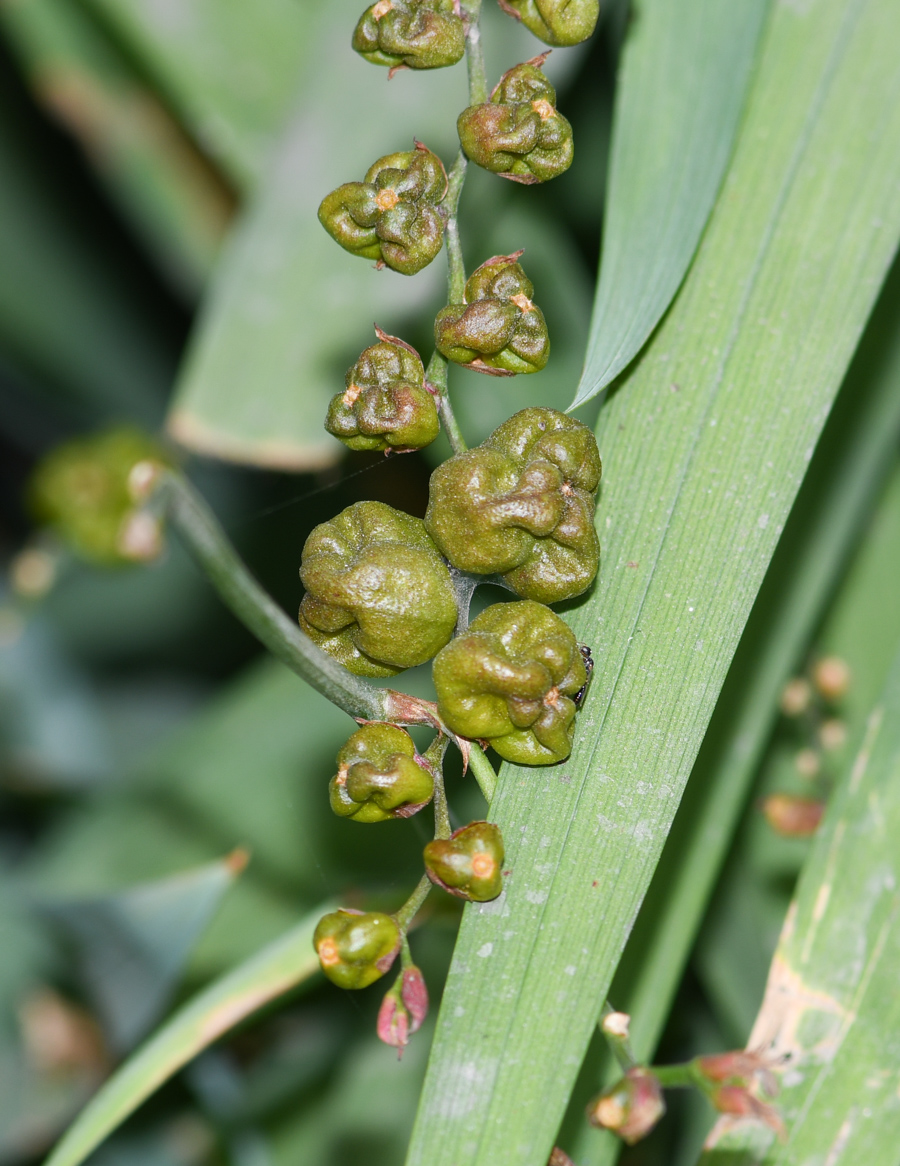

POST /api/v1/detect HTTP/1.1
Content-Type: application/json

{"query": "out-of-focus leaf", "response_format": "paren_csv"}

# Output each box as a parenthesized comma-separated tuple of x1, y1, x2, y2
(695, 458, 900, 1049)
(0, 76, 177, 424)
(24, 794, 299, 978)
(700, 639, 900, 1164)
(80, 0, 313, 189)
(43, 902, 332, 1166)
(570, 0, 769, 408)
(0, 609, 112, 787)
(0, 0, 233, 298)
(39, 855, 243, 1052)
(570, 249, 900, 1163)
(406, 0, 900, 1161)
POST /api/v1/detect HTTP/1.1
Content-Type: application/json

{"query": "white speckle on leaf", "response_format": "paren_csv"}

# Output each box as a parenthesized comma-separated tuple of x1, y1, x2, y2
(526, 890, 549, 905)
(454, 1006, 465, 1018)
(758, 513, 770, 529)
(564, 965, 577, 976)
(477, 943, 493, 958)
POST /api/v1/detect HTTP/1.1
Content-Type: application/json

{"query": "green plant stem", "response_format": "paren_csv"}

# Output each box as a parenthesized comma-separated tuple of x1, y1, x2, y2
(467, 741, 497, 803)
(425, 734, 453, 839)
(394, 874, 433, 931)
(650, 1063, 702, 1090)
(444, 153, 468, 306)
(461, 0, 488, 105)
(154, 469, 388, 722)
(426, 350, 467, 454)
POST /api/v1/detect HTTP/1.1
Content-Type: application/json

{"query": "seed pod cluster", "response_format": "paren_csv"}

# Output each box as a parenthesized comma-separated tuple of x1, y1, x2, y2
(426, 407, 601, 603)
(318, 143, 448, 275)
(434, 253, 550, 375)
(499, 0, 600, 46)
(353, 0, 466, 70)
(299, 501, 457, 676)
(433, 600, 587, 764)
(325, 329, 440, 452)
(330, 724, 434, 822)
(458, 56, 574, 183)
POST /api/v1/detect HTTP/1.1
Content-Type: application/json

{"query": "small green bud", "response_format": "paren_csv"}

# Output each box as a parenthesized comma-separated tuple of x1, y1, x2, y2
(330, 723, 434, 822)
(423, 820, 505, 901)
(425, 407, 601, 603)
(325, 328, 440, 452)
(432, 601, 586, 764)
(299, 501, 458, 677)
(457, 56, 574, 183)
(314, 909, 401, 989)
(499, 0, 600, 46)
(353, 0, 465, 70)
(434, 253, 549, 375)
(28, 427, 169, 565)
(318, 143, 448, 275)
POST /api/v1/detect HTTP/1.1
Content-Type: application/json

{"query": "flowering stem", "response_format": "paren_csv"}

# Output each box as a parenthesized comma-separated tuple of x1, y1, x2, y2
(468, 741, 497, 803)
(152, 469, 389, 722)
(461, 0, 488, 105)
(393, 874, 433, 931)
(426, 351, 467, 454)
(425, 735, 453, 839)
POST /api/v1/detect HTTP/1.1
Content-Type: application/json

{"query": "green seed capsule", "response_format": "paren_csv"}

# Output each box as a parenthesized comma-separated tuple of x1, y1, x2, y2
(28, 427, 169, 565)
(434, 253, 549, 374)
(353, 0, 465, 70)
(318, 144, 447, 275)
(423, 821, 505, 901)
(425, 407, 601, 603)
(314, 909, 401, 989)
(499, 0, 600, 46)
(432, 600, 586, 765)
(325, 329, 440, 452)
(299, 501, 458, 677)
(330, 724, 434, 823)
(457, 56, 574, 183)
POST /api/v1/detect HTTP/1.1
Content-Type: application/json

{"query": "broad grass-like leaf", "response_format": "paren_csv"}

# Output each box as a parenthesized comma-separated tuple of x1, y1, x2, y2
(80, 0, 313, 188)
(0, 0, 232, 296)
(569, 0, 769, 409)
(39, 855, 243, 1052)
(42, 901, 332, 1166)
(571, 253, 900, 1164)
(406, 1, 900, 1162)
(700, 639, 900, 1164)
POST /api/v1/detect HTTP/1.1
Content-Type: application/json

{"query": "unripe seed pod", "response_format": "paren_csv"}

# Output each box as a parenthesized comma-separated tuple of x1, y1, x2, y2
(457, 56, 574, 184)
(434, 253, 549, 374)
(432, 601, 586, 764)
(586, 1068, 665, 1145)
(353, 0, 465, 70)
(423, 821, 504, 901)
(330, 723, 434, 822)
(28, 427, 169, 566)
(299, 501, 458, 677)
(425, 407, 601, 603)
(326, 328, 440, 452)
(499, 0, 600, 46)
(318, 143, 447, 275)
(314, 909, 401, 989)
(812, 655, 851, 701)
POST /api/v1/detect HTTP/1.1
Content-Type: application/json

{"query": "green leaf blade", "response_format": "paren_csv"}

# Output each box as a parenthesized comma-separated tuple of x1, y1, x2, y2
(570, 0, 769, 410)
(407, 0, 900, 1162)
(42, 902, 333, 1166)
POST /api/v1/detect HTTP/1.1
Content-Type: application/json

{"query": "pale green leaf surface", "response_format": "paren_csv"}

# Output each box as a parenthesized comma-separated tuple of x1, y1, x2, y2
(42, 902, 333, 1166)
(572, 255, 900, 1164)
(406, 1, 900, 1162)
(700, 641, 900, 1164)
(39, 857, 241, 1052)
(0, 0, 232, 297)
(80, 0, 313, 188)
(570, 0, 769, 409)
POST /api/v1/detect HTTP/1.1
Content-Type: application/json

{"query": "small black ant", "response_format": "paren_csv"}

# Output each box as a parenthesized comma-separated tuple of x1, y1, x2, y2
(574, 643, 594, 708)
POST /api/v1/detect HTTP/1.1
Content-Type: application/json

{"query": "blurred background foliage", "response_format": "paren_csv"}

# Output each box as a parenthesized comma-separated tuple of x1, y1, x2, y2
(0, 1, 898, 1165)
